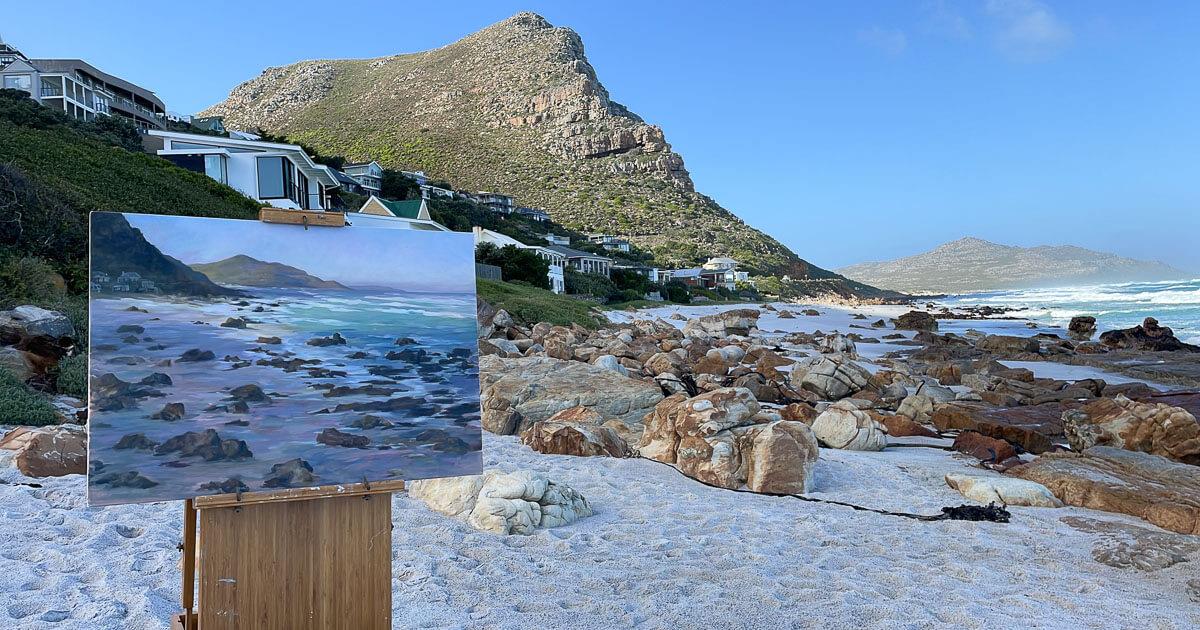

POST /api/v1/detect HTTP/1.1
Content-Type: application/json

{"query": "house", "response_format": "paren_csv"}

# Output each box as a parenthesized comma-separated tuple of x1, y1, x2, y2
(664, 260, 739, 291)
(343, 161, 384, 195)
(515, 207, 550, 222)
(0, 38, 166, 129)
(399, 170, 428, 186)
(353, 196, 449, 231)
(546, 245, 613, 278)
(613, 264, 661, 283)
(587, 234, 631, 253)
(189, 116, 226, 134)
(473, 192, 515, 214)
(473, 228, 566, 293)
(420, 185, 456, 199)
(327, 168, 365, 196)
(147, 130, 340, 210)
(544, 234, 571, 247)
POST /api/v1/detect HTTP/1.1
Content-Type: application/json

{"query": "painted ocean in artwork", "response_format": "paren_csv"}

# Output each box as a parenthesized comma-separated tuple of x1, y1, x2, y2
(87, 212, 481, 506)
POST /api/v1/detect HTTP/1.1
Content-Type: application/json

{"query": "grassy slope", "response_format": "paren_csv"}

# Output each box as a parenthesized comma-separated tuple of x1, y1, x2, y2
(476, 279, 603, 329)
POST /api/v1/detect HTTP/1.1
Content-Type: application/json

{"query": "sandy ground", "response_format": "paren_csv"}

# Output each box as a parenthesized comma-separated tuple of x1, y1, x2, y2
(2, 301, 1195, 628)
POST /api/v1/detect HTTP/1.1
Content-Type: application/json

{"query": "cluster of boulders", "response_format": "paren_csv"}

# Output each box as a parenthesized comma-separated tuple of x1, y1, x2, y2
(407, 470, 593, 535)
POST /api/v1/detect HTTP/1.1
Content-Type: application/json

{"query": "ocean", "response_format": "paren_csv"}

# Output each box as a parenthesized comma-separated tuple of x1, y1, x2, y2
(938, 278, 1200, 344)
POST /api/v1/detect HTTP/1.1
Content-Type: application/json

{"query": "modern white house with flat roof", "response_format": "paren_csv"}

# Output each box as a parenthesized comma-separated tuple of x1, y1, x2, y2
(147, 130, 340, 210)
(473, 227, 566, 293)
(587, 234, 631, 253)
(343, 161, 383, 194)
(0, 39, 166, 129)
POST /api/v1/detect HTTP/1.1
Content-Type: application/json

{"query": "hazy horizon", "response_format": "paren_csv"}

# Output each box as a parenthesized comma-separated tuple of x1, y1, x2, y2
(9, 1, 1198, 271)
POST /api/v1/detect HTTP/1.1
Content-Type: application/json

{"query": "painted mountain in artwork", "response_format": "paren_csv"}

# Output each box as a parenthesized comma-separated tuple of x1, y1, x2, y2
(191, 255, 349, 290)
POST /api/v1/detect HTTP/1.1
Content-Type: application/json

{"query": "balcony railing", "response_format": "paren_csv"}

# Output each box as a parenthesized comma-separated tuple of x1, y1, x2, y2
(40, 87, 63, 97)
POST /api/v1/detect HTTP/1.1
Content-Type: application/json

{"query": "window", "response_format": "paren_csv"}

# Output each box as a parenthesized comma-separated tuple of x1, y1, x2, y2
(204, 155, 227, 185)
(257, 156, 286, 198)
(2, 74, 31, 91)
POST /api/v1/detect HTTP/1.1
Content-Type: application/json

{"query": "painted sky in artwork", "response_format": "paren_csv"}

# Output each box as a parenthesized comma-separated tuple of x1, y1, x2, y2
(126, 214, 476, 293)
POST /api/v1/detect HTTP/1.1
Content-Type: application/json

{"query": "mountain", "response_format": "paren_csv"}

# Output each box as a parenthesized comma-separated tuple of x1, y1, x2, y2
(199, 12, 866, 292)
(91, 213, 244, 297)
(191, 255, 349, 290)
(838, 237, 1192, 294)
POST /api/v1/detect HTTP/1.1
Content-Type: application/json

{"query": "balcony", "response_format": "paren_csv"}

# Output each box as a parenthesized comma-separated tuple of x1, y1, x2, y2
(40, 86, 63, 97)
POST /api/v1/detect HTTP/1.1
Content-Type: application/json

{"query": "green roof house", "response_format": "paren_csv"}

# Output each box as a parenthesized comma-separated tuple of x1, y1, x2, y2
(355, 195, 449, 231)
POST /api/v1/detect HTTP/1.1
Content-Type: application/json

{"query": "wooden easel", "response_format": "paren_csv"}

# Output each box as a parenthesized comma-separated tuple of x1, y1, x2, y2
(172, 208, 399, 629)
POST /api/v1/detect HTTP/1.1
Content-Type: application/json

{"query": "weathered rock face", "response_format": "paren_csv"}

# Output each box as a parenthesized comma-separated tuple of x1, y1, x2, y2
(746, 421, 819, 494)
(894, 311, 938, 332)
(0, 425, 87, 477)
(408, 470, 593, 535)
(799, 356, 870, 401)
(953, 431, 1018, 464)
(944, 473, 1062, 508)
(1100, 317, 1200, 352)
(810, 401, 887, 451)
(931, 401, 1065, 454)
(1062, 396, 1200, 465)
(521, 420, 631, 458)
(0, 305, 75, 359)
(976, 335, 1040, 355)
(1068, 316, 1097, 341)
(683, 309, 760, 338)
(479, 355, 662, 436)
(877, 413, 939, 438)
(819, 334, 857, 357)
(1011, 447, 1200, 535)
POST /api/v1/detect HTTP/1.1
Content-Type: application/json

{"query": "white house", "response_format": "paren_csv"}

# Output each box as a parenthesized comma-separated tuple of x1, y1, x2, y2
(0, 38, 166, 129)
(544, 234, 571, 247)
(587, 234, 631, 253)
(473, 227, 566, 294)
(148, 130, 340, 210)
(515, 207, 550, 222)
(472, 192, 515, 214)
(547, 245, 614, 278)
(420, 184, 456, 199)
(343, 161, 383, 195)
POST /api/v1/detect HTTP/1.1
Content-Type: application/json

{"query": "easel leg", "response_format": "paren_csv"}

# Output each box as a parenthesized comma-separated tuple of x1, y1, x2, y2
(182, 499, 197, 630)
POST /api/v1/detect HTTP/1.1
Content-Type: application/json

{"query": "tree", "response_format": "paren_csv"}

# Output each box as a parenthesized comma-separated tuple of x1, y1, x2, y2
(475, 243, 550, 290)
(660, 280, 691, 304)
(564, 268, 618, 300)
(381, 170, 421, 200)
(611, 268, 653, 295)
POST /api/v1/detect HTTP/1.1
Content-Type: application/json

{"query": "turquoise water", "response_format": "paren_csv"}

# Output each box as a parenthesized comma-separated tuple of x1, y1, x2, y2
(939, 278, 1200, 343)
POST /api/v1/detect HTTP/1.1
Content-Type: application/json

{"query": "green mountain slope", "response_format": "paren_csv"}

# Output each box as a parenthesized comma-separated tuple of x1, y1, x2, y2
(199, 13, 860, 288)
(192, 254, 348, 290)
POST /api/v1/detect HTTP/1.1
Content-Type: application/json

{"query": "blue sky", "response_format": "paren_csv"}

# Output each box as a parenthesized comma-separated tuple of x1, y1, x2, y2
(8, 1, 1199, 271)
(125, 214, 476, 292)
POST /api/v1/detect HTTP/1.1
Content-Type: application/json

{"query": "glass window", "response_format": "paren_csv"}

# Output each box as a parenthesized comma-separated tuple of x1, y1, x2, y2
(2, 74, 31, 91)
(257, 156, 285, 198)
(204, 155, 227, 184)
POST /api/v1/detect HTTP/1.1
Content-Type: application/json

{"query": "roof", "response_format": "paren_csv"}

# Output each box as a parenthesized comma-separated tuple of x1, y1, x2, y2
(669, 268, 703, 278)
(329, 169, 361, 187)
(149, 130, 339, 188)
(546, 245, 612, 261)
(377, 198, 424, 219)
(28, 58, 164, 110)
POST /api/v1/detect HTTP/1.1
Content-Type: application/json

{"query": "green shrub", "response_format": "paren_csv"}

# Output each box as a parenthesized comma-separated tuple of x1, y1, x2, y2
(661, 280, 691, 304)
(475, 243, 550, 289)
(0, 252, 67, 304)
(476, 279, 601, 328)
(0, 369, 59, 426)
(54, 353, 87, 398)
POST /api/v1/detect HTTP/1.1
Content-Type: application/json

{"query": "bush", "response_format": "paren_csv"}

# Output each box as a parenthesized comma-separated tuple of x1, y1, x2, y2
(0, 252, 67, 305)
(0, 368, 59, 426)
(381, 170, 421, 200)
(475, 243, 550, 290)
(611, 268, 654, 295)
(53, 353, 87, 398)
(476, 279, 601, 328)
(661, 280, 691, 304)
(565, 268, 617, 300)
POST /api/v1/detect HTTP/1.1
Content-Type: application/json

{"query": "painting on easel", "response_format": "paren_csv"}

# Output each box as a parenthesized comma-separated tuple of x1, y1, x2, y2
(86, 212, 481, 506)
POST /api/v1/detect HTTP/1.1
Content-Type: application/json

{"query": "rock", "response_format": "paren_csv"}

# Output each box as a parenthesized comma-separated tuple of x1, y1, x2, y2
(307, 332, 348, 347)
(316, 427, 370, 448)
(149, 402, 185, 421)
(199, 478, 250, 494)
(0, 347, 35, 381)
(683, 308, 760, 338)
(114, 433, 158, 450)
(590, 354, 629, 377)
(409, 470, 593, 535)
(0, 306, 75, 353)
(479, 338, 520, 357)
(521, 421, 631, 457)
(802, 309, 820, 317)
(93, 471, 157, 489)
(810, 400, 887, 451)
(220, 317, 248, 329)
(643, 352, 682, 376)
(1099, 317, 1200, 352)
(931, 402, 1064, 454)
(879, 414, 939, 438)
(638, 389, 764, 488)
(976, 335, 1040, 355)
(819, 334, 857, 357)
(896, 394, 935, 424)
(256, 336, 282, 345)
(1068, 316, 1097, 341)
(227, 384, 269, 402)
(926, 362, 962, 385)
(479, 356, 662, 436)
(263, 458, 317, 488)
(746, 421, 819, 494)
(1062, 395, 1200, 465)
(154, 429, 253, 461)
(953, 431, 1018, 463)
(178, 348, 216, 362)
(780, 402, 819, 424)
(894, 311, 938, 332)
(944, 473, 1062, 507)
(777, 310, 795, 319)
(0, 426, 86, 477)
(140, 373, 173, 387)
(492, 309, 514, 329)
(394, 337, 418, 346)
(799, 356, 870, 400)
(1011, 447, 1200, 534)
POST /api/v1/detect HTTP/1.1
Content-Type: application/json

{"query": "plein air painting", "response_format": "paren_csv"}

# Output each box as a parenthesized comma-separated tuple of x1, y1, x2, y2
(87, 212, 482, 506)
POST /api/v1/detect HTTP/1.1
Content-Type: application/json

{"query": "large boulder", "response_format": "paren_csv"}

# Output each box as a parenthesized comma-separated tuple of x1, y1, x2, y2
(0, 425, 86, 477)
(683, 308, 760, 338)
(810, 400, 887, 451)
(521, 420, 631, 458)
(799, 356, 870, 400)
(0, 306, 75, 358)
(1011, 447, 1200, 534)
(1062, 395, 1200, 465)
(408, 470, 593, 535)
(0, 347, 36, 381)
(894, 311, 938, 332)
(818, 334, 857, 357)
(931, 401, 1065, 454)
(479, 356, 662, 436)
(1099, 317, 1200, 352)
(1068, 316, 1097, 341)
(746, 420, 819, 494)
(944, 473, 1062, 508)
(976, 335, 1040, 355)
